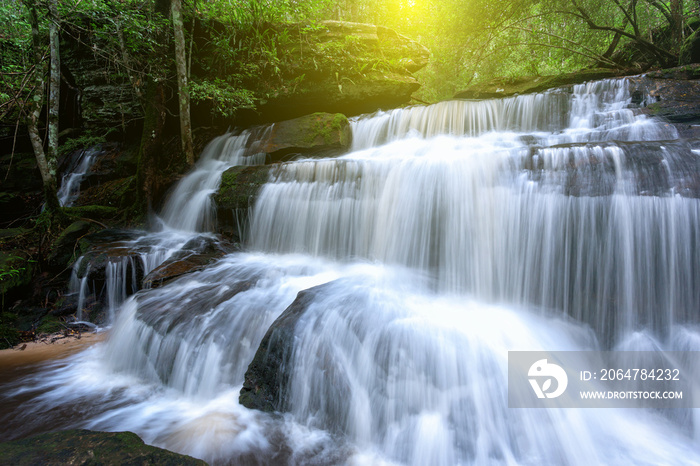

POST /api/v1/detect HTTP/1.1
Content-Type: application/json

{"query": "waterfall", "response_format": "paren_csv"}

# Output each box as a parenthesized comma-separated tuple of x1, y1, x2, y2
(160, 130, 267, 232)
(57, 148, 98, 206)
(3, 78, 700, 465)
(65, 130, 268, 325)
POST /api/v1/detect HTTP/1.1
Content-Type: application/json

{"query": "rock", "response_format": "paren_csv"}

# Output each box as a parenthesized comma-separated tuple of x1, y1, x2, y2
(74, 176, 137, 210)
(454, 69, 627, 99)
(76, 144, 139, 187)
(73, 230, 147, 294)
(47, 221, 93, 270)
(0, 429, 206, 465)
(214, 165, 271, 241)
(142, 236, 236, 288)
(628, 65, 700, 123)
(520, 140, 700, 198)
(259, 113, 351, 163)
(240, 285, 323, 412)
(244, 20, 429, 121)
(64, 205, 121, 223)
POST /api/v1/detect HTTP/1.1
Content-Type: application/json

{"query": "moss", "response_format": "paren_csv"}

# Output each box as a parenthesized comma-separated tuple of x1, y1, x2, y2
(303, 112, 349, 145)
(0, 429, 207, 465)
(36, 315, 63, 334)
(64, 205, 119, 220)
(647, 102, 662, 115)
(216, 165, 271, 210)
(74, 176, 137, 212)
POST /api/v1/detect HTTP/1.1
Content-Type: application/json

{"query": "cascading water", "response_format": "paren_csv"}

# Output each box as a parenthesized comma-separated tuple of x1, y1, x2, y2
(57, 147, 98, 206)
(2, 78, 700, 465)
(65, 130, 267, 324)
(160, 130, 267, 232)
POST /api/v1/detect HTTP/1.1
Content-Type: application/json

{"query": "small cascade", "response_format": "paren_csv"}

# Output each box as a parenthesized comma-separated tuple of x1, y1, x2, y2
(64, 129, 270, 325)
(57, 148, 98, 206)
(160, 130, 267, 232)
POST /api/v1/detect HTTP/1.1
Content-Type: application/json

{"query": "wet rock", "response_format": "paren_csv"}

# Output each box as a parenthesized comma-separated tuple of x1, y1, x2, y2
(214, 165, 271, 241)
(74, 176, 137, 210)
(454, 69, 626, 99)
(0, 429, 206, 465)
(628, 65, 700, 124)
(142, 236, 236, 288)
(240, 285, 323, 412)
(47, 221, 93, 271)
(520, 140, 700, 198)
(75, 230, 147, 283)
(258, 113, 351, 163)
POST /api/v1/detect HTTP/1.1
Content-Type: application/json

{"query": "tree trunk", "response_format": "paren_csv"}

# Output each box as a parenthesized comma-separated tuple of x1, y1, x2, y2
(22, 0, 62, 215)
(48, 0, 60, 186)
(136, 80, 168, 211)
(670, 0, 684, 52)
(171, 0, 194, 166)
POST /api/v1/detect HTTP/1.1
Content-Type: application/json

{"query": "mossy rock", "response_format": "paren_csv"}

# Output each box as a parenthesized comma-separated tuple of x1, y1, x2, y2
(216, 165, 271, 212)
(214, 165, 271, 241)
(74, 176, 137, 211)
(47, 221, 94, 271)
(245, 21, 428, 121)
(36, 314, 64, 334)
(454, 68, 628, 99)
(64, 205, 120, 222)
(0, 429, 207, 465)
(260, 113, 351, 163)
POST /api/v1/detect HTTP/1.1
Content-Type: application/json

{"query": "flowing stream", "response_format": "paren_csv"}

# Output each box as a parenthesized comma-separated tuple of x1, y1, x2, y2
(2, 78, 700, 465)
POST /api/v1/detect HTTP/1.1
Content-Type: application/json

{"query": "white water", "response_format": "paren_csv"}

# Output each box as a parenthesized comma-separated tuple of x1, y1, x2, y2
(3, 78, 700, 465)
(58, 148, 98, 206)
(67, 130, 268, 320)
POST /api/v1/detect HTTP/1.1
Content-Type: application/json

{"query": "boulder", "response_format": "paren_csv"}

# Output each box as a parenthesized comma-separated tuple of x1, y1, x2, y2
(47, 221, 93, 271)
(214, 165, 271, 241)
(142, 236, 236, 288)
(74, 176, 138, 210)
(0, 429, 206, 465)
(240, 285, 323, 412)
(259, 113, 351, 163)
(628, 65, 700, 123)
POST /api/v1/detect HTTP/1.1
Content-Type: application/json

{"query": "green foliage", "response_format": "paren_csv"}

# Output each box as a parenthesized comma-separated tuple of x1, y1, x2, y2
(190, 79, 256, 118)
(59, 134, 107, 158)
